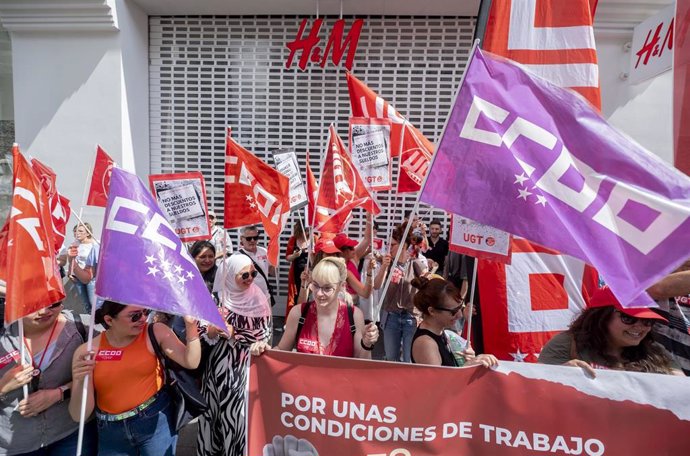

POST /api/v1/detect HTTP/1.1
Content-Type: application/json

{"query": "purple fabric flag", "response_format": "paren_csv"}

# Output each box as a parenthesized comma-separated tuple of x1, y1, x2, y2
(421, 48, 690, 307)
(96, 168, 226, 329)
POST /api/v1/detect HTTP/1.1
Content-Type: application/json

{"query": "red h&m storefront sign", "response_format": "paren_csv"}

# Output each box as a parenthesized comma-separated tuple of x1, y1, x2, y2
(285, 18, 364, 71)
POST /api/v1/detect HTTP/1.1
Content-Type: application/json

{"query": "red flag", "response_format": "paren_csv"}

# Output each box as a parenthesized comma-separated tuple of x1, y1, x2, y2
(223, 136, 290, 266)
(478, 240, 599, 362)
(346, 72, 434, 193)
(314, 125, 380, 233)
(3, 146, 65, 323)
(674, 0, 690, 175)
(305, 150, 328, 229)
(477, 0, 601, 361)
(30, 158, 71, 253)
(86, 145, 115, 207)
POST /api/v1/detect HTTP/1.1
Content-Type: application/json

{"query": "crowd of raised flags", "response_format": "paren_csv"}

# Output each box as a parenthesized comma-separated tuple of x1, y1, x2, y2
(1, 0, 690, 453)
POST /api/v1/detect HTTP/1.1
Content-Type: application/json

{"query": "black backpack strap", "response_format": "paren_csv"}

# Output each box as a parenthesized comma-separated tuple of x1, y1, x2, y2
(74, 316, 87, 342)
(239, 249, 276, 307)
(294, 301, 311, 348)
(147, 323, 169, 383)
(347, 303, 356, 337)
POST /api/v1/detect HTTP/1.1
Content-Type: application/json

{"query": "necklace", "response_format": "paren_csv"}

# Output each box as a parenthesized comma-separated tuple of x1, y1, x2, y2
(23, 318, 59, 379)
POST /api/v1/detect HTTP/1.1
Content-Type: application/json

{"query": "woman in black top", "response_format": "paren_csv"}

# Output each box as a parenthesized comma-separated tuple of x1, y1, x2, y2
(410, 276, 498, 368)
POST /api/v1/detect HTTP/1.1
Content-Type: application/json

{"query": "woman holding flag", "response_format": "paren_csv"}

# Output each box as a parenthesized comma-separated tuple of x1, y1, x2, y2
(68, 300, 201, 455)
(0, 301, 97, 455)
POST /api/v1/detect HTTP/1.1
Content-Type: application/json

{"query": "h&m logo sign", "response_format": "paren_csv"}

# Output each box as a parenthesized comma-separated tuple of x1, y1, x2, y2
(285, 18, 364, 71)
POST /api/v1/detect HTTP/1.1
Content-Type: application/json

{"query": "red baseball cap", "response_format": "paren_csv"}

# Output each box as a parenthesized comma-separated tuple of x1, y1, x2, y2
(333, 233, 357, 249)
(588, 286, 667, 322)
(314, 239, 341, 255)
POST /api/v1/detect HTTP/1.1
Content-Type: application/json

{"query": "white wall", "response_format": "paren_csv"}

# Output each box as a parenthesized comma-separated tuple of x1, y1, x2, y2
(596, 33, 673, 164)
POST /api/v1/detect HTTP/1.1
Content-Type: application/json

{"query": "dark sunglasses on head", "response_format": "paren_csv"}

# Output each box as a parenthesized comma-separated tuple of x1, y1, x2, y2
(128, 309, 151, 323)
(243, 235, 260, 242)
(616, 310, 655, 327)
(433, 304, 464, 316)
(239, 270, 259, 280)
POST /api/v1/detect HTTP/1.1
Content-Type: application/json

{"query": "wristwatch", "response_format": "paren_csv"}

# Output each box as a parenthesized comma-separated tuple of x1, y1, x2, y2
(58, 384, 71, 402)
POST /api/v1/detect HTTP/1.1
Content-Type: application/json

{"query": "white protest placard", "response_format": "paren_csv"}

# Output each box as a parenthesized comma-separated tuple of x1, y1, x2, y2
(273, 150, 308, 211)
(630, 4, 674, 84)
(349, 117, 392, 191)
(449, 214, 512, 263)
(149, 172, 211, 242)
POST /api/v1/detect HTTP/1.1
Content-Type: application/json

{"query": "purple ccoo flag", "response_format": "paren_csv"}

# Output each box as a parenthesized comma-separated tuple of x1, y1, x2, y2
(421, 47, 690, 307)
(96, 168, 226, 329)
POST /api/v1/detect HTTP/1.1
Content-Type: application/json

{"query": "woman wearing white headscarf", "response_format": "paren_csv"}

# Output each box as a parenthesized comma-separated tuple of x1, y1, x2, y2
(196, 254, 272, 456)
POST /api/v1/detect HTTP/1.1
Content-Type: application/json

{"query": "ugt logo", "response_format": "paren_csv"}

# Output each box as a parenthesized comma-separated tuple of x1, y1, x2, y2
(285, 18, 364, 71)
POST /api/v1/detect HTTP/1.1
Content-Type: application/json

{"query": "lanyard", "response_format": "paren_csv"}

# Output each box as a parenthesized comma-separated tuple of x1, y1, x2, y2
(23, 318, 59, 376)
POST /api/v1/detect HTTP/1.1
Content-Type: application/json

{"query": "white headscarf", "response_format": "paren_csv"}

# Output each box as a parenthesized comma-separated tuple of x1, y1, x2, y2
(213, 253, 271, 318)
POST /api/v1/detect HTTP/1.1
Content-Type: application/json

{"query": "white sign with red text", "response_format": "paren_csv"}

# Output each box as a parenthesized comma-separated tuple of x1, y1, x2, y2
(349, 118, 392, 191)
(630, 4, 674, 84)
(450, 214, 512, 263)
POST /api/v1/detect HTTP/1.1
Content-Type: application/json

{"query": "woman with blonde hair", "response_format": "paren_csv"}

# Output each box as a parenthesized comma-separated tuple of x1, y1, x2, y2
(268, 257, 378, 358)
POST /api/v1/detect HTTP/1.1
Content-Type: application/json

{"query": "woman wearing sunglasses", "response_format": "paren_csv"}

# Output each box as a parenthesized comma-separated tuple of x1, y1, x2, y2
(69, 300, 201, 455)
(538, 286, 684, 377)
(197, 254, 272, 456)
(410, 276, 498, 368)
(0, 301, 97, 455)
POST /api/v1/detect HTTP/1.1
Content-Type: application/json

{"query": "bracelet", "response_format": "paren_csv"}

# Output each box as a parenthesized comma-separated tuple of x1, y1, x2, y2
(360, 339, 374, 351)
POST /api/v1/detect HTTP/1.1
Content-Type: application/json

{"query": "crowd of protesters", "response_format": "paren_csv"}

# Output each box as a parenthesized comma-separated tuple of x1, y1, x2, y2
(0, 213, 688, 456)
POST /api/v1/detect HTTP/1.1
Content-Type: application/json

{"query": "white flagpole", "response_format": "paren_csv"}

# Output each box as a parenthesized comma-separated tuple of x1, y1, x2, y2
(75, 303, 97, 456)
(376, 39, 481, 314)
(369, 217, 376, 322)
(306, 128, 331, 272)
(464, 258, 478, 349)
(79, 145, 99, 211)
(17, 320, 29, 401)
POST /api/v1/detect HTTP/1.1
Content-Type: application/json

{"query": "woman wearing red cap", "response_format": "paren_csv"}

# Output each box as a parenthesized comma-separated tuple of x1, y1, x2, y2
(538, 286, 684, 376)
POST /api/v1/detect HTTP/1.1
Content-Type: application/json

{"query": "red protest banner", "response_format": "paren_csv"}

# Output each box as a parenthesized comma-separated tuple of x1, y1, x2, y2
(248, 351, 690, 456)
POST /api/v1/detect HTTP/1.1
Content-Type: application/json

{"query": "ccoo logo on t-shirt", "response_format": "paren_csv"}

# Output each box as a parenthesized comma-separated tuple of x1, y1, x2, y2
(96, 349, 124, 361)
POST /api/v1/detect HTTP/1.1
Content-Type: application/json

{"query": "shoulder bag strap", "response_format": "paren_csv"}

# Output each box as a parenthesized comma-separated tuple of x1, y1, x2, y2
(346, 303, 356, 337)
(147, 324, 170, 384)
(294, 301, 311, 348)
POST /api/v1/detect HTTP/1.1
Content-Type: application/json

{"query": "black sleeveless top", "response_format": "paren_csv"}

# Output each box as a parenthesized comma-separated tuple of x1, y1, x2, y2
(411, 328, 458, 367)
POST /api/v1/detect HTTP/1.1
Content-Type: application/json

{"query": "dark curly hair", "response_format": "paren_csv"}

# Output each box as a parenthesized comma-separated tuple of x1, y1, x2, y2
(569, 307, 675, 374)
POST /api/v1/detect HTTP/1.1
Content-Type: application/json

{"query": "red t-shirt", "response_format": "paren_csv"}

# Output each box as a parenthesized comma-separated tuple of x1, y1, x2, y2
(296, 300, 354, 357)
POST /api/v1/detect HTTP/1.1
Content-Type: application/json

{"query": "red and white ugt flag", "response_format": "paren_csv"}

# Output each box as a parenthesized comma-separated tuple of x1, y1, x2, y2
(1, 146, 65, 323)
(223, 135, 290, 266)
(86, 145, 115, 207)
(314, 125, 380, 233)
(346, 73, 435, 193)
(479, 240, 599, 362)
(478, 0, 601, 361)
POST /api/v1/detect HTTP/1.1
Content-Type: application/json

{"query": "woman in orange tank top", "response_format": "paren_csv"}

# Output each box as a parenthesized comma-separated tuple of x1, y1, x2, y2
(68, 300, 201, 456)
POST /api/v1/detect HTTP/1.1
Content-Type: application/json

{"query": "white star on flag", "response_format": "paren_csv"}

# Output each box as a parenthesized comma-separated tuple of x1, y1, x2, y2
(159, 259, 172, 270)
(517, 187, 532, 201)
(535, 195, 547, 206)
(147, 266, 160, 277)
(249, 202, 256, 209)
(245, 194, 254, 202)
(177, 275, 188, 285)
(145, 255, 157, 265)
(163, 270, 175, 280)
(173, 265, 183, 274)
(513, 173, 529, 185)
(510, 348, 528, 362)
(186, 271, 195, 279)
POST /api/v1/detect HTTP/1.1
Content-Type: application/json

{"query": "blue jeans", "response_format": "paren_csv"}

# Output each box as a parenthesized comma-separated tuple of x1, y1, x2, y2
(74, 279, 96, 314)
(383, 310, 417, 362)
(97, 391, 178, 456)
(19, 420, 98, 456)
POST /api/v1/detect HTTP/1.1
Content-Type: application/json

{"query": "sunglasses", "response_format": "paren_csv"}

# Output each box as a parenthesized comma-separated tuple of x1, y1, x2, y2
(616, 310, 655, 327)
(238, 270, 259, 280)
(433, 304, 465, 316)
(242, 236, 260, 242)
(47, 302, 63, 310)
(128, 309, 151, 323)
